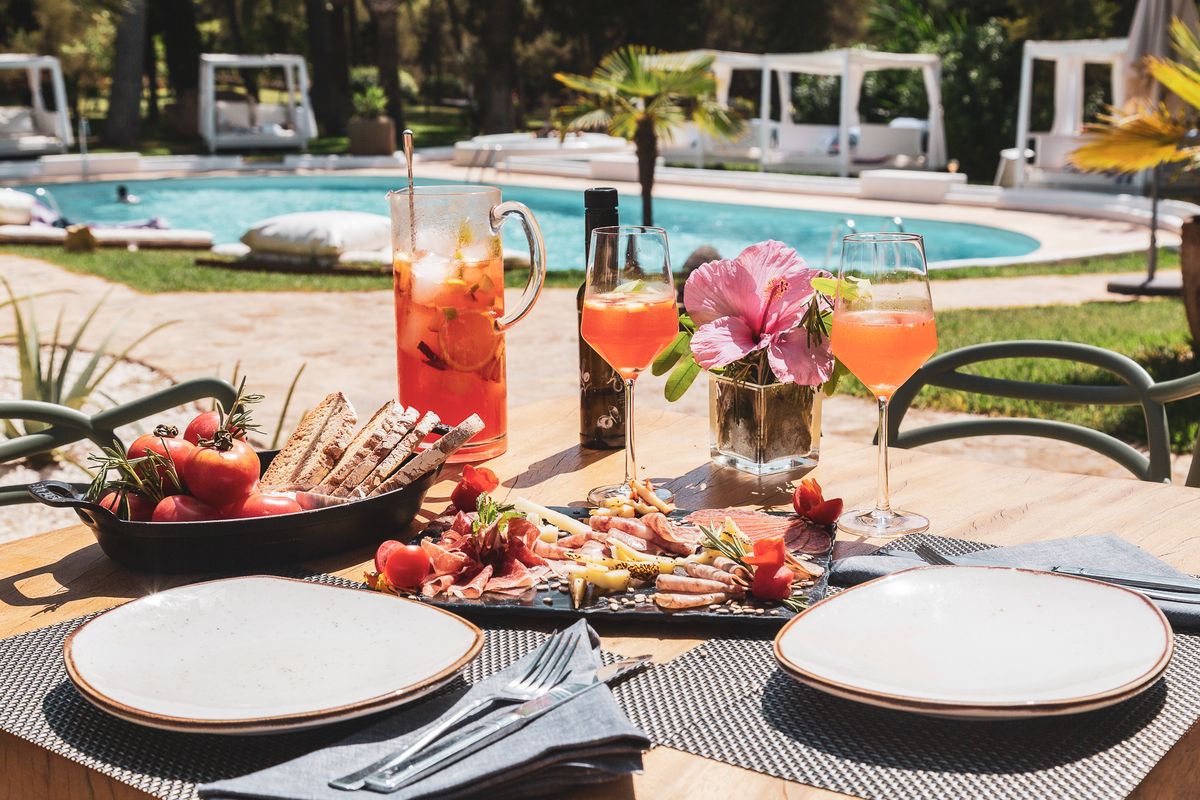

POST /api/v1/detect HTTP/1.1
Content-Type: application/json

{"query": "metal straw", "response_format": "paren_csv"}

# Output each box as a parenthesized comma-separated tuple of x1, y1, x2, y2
(402, 128, 416, 256)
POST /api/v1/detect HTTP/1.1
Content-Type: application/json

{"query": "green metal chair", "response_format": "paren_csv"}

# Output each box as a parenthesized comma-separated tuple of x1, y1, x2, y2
(886, 340, 1200, 487)
(0, 377, 238, 506)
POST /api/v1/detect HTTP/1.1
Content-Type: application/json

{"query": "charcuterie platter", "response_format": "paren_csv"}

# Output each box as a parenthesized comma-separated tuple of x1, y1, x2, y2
(365, 477, 837, 629)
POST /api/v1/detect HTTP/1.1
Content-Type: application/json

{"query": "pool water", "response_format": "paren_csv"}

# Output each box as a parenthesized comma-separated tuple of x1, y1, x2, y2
(36, 175, 1039, 269)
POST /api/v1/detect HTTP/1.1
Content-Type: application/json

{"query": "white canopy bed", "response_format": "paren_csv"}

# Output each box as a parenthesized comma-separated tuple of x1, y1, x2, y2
(199, 54, 317, 152)
(0, 54, 72, 158)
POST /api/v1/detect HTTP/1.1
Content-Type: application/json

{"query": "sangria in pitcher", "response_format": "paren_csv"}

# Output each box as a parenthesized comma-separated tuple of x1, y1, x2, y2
(389, 185, 546, 461)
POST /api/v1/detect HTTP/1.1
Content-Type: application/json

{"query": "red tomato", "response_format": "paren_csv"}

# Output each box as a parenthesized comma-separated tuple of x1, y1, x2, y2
(375, 539, 404, 573)
(743, 536, 787, 568)
(152, 494, 219, 523)
(182, 437, 260, 507)
(184, 410, 247, 444)
(792, 478, 843, 526)
(98, 490, 155, 522)
(449, 464, 500, 511)
(750, 563, 794, 601)
(126, 431, 195, 493)
(228, 492, 302, 518)
(383, 544, 431, 589)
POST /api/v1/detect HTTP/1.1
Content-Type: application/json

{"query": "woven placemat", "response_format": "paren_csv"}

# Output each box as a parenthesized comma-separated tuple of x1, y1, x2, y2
(0, 571, 682, 800)
(653, 533, 1200, 800)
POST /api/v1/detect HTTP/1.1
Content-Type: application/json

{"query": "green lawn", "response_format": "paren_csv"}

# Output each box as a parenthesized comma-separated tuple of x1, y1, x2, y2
(840, 298, 1199, 453)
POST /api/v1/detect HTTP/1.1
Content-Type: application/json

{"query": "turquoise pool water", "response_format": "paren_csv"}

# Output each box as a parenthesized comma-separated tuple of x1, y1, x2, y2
(35, 175, 1040, 269)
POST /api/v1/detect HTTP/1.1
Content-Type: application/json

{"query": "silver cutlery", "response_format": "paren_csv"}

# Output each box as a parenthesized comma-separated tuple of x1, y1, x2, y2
(908, 544, 1200, 602)
(329, 628, 576, 791)
(362, 656, 652, 794)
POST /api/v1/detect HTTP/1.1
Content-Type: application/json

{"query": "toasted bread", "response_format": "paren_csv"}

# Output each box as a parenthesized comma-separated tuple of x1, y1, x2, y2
(351, 411, 441, 497)
(260, 392, 358, 490)
(326, 404, 420, 496)
(315, 400, 412, 495)
(370, 414, 483, 496)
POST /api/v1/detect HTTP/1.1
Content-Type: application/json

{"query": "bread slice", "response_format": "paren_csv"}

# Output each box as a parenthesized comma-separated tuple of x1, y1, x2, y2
(324, 404, 420, 496)
(261, 392, 358, 490)
(351, 411, 440, 497)
(370, 414, 484, 496)
(315, 401, 412, 495)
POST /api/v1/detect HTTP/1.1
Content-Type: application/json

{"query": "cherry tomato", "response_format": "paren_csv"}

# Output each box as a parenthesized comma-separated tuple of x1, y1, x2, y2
(182, 437, 260, 507)
(750, 563, 794, 601)
(98, 490, 155, 522)
(183, 410, 247, 445)
(449, 464, 500, 511)
(152, 494, 219, 523)
(375, 539, 404, 573)
(383, 544, 431, 589)
(226, 492, 302, 518)
(126, 429, 194, 493)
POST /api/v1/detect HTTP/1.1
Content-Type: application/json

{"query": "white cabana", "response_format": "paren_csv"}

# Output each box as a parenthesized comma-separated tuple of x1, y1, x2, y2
(1012, 38, 1129, 186)
(199, 54, 317, 152)
(658, 49, 946, 177)
(0, 54, 72, 157)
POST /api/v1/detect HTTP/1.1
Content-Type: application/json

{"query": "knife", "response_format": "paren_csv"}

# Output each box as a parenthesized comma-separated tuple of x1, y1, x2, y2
(889, 550, 1200, 596)
(362, 656, 651, 794)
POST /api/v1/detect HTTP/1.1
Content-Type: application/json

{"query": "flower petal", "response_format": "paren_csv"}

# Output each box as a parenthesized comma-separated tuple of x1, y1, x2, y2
(689, 317, 761, 369)
(734, 241, 820, 334)
(683, 256, 760, 327)
(765, 328, 834, 386)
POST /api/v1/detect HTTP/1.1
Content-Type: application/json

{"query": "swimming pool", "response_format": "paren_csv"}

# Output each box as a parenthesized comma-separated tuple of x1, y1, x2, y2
(36, 175, 1040, 269)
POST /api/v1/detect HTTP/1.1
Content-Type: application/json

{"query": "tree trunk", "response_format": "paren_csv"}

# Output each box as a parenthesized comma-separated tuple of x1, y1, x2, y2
(326, 0, 353, 136)
(106, 0, 147, 148)
(159, 0, 201, 97)
(223, 0, 257, 99)
(478, 0, 518, 133)
(1181, 217, 1200, 346)
(368, 0, 406, 130)
(144, 21, 158, 122)
(634, 116, 658, 226)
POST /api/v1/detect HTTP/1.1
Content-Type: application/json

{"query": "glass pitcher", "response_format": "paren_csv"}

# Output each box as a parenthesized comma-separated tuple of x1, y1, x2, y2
(387, 185, 546, 461)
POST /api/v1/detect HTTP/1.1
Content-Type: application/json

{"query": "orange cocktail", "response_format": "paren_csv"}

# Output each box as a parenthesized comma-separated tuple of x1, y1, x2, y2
(580, 288, 680, 379)
(831, 309, 938, 398)
(394, 247, 506, 458)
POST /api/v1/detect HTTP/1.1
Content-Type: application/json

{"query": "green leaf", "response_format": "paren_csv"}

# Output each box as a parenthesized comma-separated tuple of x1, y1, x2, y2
(651, 330, 690, 376)
(823, 359, 851, 397)
(664, 353, 701, 402)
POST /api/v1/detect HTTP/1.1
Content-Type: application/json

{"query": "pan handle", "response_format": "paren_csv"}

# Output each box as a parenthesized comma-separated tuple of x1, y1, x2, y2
(27, 480, 109, 515)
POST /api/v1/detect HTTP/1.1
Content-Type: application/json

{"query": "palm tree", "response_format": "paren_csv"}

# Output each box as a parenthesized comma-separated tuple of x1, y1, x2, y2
(555, 46, 742, 226)
(1070, 18, 1200, 285)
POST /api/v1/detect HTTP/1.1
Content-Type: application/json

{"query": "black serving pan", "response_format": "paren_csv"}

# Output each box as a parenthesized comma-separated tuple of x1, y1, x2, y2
(27, 449, 442, 574)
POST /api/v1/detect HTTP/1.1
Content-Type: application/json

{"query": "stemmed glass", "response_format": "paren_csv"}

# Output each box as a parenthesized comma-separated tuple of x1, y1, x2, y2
(580, 226, 679, 504)
(831, 232, 938, 538)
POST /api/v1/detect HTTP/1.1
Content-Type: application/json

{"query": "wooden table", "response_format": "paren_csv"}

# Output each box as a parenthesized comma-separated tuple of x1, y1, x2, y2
(3, 397, 1200, 800)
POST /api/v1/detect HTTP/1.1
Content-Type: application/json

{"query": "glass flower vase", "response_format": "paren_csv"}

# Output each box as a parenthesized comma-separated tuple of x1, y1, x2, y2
(709, 375, 822, 476)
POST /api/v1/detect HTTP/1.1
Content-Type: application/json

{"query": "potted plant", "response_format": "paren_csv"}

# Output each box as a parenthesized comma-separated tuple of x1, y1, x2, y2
(653, 241, 839, 475)
(348, 85, 396, 156)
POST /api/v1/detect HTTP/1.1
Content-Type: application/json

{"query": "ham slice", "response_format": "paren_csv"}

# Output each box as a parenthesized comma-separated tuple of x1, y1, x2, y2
(681, 561, 740, 588)
(642, 513, 701, 556)
(589, 515, 656, 542)
(654, 591, 728, 609)
(683, 508, 832, 555)
(656, 573, 739, 595)
(449, 564, 493, 599)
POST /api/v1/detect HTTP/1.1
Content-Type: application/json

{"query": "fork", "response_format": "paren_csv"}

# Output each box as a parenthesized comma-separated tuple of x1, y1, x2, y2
(912, 543, 955, 566)
(329, 628, 576, 791)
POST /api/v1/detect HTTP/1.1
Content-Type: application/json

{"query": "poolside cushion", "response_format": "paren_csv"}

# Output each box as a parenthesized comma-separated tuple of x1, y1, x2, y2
(0, 107, 36, 137)
(240, 211, 390, 261)
(0, 189, 36, 225)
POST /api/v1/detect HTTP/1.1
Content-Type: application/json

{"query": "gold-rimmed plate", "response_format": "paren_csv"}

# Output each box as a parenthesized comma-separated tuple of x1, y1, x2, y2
(64, 576, 483, 734)
(774, 566, 1173, 719)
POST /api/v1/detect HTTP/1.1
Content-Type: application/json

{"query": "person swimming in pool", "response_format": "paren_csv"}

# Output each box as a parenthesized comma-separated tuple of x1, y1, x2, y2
(116, 185, 140, 204)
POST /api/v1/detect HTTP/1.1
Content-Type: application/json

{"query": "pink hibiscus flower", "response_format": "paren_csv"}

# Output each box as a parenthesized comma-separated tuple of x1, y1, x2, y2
(683, 240, 833, 386)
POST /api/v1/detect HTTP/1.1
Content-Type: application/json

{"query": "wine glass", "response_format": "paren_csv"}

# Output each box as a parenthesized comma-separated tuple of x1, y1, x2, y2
(831, 232, 938, 538)
(580, 226, 679, 504)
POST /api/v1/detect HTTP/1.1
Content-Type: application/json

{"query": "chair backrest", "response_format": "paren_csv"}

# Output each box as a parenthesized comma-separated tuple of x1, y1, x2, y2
(0, 377, 238, 506)
(886, 340, 1200, 485)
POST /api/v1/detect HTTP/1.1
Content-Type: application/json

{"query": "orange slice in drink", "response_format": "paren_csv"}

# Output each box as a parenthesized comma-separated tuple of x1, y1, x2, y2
(438, 310, 498, 372)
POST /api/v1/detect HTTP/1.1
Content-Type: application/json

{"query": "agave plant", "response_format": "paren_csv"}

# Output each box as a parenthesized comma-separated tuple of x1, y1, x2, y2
(1, 277, 177, 440)
(1070, 18, 1200, 278)
(555, 46, 743, 226)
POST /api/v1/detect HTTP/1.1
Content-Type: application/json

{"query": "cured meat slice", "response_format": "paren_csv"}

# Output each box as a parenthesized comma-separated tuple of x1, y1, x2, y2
(683, 508, 832, 555)
(589, 515, 656, 542)
(656, 573, 739, 595)
(681, 561, 740, 587)
(654, 591, 727, 609)
(449, 564, 493, 599)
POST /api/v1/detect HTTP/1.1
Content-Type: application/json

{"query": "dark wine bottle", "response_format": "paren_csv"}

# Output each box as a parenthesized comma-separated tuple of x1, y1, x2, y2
(578, 187, 625, 449)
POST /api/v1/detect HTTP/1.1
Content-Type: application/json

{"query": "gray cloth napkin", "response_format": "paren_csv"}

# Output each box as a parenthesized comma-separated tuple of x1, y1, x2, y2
(198, 618, 649, 800)
(830, 534, 1200, 630)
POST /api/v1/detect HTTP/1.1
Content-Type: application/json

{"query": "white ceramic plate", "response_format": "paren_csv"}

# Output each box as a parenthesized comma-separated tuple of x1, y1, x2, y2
(64, 576, 483, 734)
(775, 566, 1173, 719)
